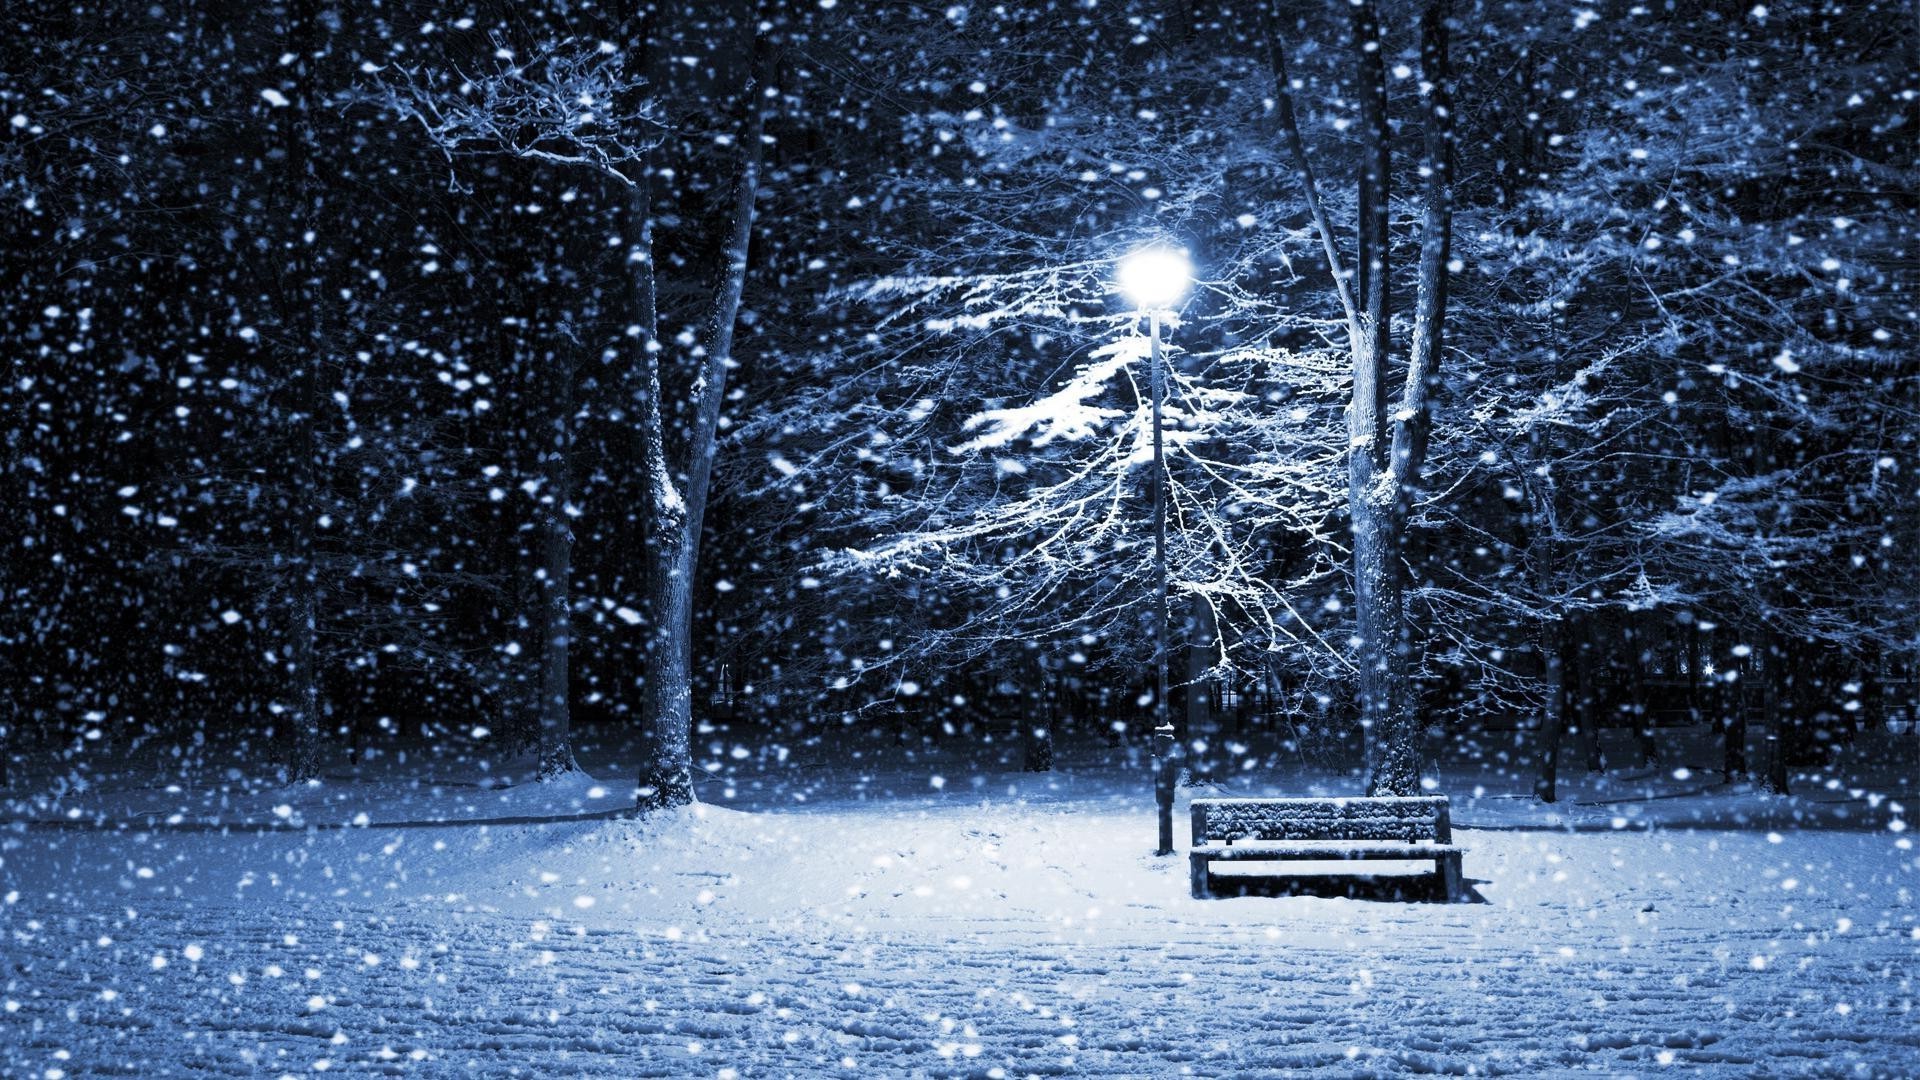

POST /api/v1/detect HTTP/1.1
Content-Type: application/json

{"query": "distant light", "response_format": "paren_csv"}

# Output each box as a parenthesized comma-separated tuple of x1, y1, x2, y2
(1116, 246, 1192, 309)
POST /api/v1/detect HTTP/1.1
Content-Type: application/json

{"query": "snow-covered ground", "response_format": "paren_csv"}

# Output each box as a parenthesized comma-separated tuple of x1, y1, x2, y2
(3, 723, 1916, 1077)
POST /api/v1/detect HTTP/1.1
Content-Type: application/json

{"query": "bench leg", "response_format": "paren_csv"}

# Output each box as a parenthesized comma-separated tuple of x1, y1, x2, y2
(1189, 853, 1211, 899)
(1438, 853, 1464, 903)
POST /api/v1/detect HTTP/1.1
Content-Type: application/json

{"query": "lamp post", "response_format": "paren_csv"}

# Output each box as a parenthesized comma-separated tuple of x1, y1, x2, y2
(1117, 245, 1192, 857)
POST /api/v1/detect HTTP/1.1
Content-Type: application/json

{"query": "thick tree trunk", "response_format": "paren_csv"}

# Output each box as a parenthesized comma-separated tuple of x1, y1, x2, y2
(1267, 0, 1451, 797)
(616, 12, 687, 809)
(1355, 498, 1414, 793)
(638, 537, 696, 808)
(1348, 0, 1408, 796)
(1373, 0, 1455, 796)
(632, 143, 692, 808)
(635, 24, 773, 813)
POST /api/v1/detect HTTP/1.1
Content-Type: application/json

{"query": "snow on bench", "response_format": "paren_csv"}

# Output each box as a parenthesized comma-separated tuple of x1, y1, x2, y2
(1188, 796, 1464, 901)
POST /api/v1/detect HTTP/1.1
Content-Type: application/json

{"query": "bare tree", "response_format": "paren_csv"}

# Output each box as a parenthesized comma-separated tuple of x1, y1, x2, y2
(1263, 0, 1456, 796)
(384, 36, 658, 182)
(370, 27, 662, 781)
(377, 5, 781, 805)
(634, 16, 779, 812)
(268, 0, 327, 783)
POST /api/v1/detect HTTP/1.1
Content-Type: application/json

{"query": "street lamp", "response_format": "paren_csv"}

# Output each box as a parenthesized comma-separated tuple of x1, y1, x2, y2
(1117, 244, 1191, 857)
(1117, 247, 1193, 310)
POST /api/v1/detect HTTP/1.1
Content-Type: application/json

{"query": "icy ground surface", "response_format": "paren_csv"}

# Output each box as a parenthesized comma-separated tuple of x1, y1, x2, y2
(3, 724, 1917, 1077)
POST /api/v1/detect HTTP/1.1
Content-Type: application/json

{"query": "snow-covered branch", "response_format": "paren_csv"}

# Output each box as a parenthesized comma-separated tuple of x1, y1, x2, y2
(365, 36, 663, 183)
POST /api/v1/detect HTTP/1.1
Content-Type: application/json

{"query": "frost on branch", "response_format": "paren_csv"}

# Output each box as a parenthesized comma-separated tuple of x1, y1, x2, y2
(953, 344, 1136, 453)
(368, 37, 663, 183)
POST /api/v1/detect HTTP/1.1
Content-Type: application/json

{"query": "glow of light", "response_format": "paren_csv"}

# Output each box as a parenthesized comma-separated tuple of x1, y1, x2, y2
(1116, 246, 1192, 309)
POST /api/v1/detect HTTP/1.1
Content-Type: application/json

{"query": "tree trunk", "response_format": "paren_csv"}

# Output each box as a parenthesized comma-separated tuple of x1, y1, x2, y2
(638, 538, 697, 807)
(635, 22, 774, 813)
(632, 135, 693, 808)
(1583, 716, 1606, 773)
(1636, 708, 1659, 767)
(1024, 657, 1053, 772)
(1373, 0, 1455, 796)
(1721, 670, 1748, 783)
(1347, 0, 1409, 796)
(1631, 626, 1658, 765)
(1259, 7, 1361, 335)
(1684, 624, 1704, 724)
(1355, 499, 1414, 793)
(616, 7, 681, 809)
(535, 350, 579, 780)
(1761, 630, 1790, 794)
(278, 0, 323, 785)
(1535, 623, 1566, 803)
(285, 586, 321, 782)
(1266, 0, 1452, 797)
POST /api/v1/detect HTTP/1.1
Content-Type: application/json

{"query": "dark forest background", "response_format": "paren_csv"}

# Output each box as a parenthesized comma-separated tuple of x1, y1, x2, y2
(2, 0, 1914, 798)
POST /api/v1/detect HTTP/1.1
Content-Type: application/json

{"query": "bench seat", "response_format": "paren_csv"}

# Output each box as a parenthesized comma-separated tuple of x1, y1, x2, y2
(1197, 840, 1464, 861)
(1189, 796, 1465, 901)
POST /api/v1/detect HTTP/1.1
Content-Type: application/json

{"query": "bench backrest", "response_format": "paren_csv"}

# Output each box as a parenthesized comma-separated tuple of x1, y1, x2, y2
(1191, 797, 1452, 845)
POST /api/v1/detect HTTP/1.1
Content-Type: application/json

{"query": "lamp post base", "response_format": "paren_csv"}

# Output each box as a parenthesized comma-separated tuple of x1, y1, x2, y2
(1153, 722, 1178, 855)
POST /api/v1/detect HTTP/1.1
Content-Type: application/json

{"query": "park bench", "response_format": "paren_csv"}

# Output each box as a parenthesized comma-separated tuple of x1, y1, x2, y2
(1188, 796, 1464, 901)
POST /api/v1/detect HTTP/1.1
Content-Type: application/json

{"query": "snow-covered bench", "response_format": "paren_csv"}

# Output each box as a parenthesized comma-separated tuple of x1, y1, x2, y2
(1188, 796, 1464, 901)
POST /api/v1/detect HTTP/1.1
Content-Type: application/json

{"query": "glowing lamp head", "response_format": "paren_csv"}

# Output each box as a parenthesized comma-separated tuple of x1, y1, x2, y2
(1116, 246, 1192, 310)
